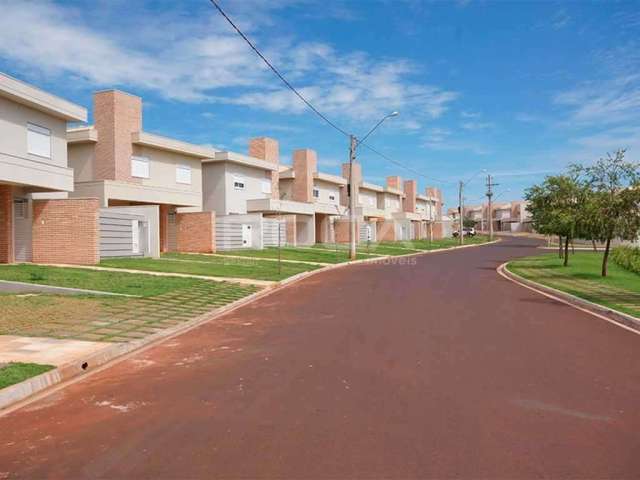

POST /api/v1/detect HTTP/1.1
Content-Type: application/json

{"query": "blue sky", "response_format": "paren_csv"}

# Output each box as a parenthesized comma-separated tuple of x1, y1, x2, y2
(1, 0, 639, 209)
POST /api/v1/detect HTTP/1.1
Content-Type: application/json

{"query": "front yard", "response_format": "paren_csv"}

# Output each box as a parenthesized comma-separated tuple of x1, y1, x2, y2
(0, 362, 55, 390)
(102, 254, 319, 281)
(507, 252, 640, 318)
(0, 265, 258, 342)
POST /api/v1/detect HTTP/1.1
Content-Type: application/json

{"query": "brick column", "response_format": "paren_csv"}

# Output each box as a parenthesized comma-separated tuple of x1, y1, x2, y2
(249, 137, 280, 199)
(32, 198, 99, 265)
(386, 176, 402, 190)
(159, 204, 169, 253)
(292, 149, 317, 203)
(284, 214, 297, 246)
(403, 180, 417, 213)
(176, 211, 216, 253)
(0, 185, 13, 263)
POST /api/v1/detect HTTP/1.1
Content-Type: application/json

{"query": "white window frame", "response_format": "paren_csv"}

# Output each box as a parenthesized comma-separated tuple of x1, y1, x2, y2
(233, 176, 245, 190)
(261, 179, 272, 194)
(131, 156, 150, 179)
(176, 164, 192, 185)
(27, 123, 51, 159)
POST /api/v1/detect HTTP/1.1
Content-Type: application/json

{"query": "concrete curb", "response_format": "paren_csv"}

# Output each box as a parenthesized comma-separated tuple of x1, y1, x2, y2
(497, 262, 640, 336)
(0, 239, 497, 415)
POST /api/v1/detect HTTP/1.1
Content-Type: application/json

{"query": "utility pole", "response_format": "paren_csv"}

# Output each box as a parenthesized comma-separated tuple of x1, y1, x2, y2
(458, 180, 464, 245)
(348, 134, 357, 260)
(485, 174, 499, 241)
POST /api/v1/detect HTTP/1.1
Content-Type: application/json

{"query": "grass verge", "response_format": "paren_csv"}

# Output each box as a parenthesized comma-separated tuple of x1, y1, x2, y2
(507, 252, 640, 318)
(102, 254, 318, 281)
(0, 264, 202, 297)
(0, 362, 55, 390)
(212, 247, 373, 264)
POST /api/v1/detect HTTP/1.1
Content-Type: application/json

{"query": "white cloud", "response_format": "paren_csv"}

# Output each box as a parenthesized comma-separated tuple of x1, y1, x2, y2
(422, 127, 490, 155)
(461, 121, 493, 131)
(0, 0, 456, 128)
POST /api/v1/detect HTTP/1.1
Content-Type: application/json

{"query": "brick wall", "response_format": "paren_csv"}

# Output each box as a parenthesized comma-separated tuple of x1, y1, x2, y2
(403, 180, 417, 213)
(176, 211, 216, 253)
(292, 149, 317, 203)
(340, 162, 362, 207)
(94, 90, 142, 182)
(376, 220, 396, 242)
(32, 198, 99, 265)
(432, 222, 444, 240)
(159, 204, 169, 253)
(249, 137, 280, 199)
(386, 176, 402, 190)
(0, 185, 13, 263)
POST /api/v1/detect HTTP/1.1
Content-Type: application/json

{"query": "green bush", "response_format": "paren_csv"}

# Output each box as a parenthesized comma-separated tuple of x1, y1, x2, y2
(611, 245, 640, 274)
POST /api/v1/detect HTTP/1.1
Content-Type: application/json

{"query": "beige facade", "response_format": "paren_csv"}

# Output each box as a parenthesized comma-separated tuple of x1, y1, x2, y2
(67, 90, 208, 253)
(0, 72, 90, 264)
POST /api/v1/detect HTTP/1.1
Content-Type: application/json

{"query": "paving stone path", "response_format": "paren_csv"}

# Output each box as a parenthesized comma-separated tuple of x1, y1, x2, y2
(1, 281, 258, 343)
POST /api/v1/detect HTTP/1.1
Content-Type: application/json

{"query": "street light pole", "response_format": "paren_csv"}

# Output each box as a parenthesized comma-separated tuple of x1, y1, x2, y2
(348, 134, 357, 261)
(347, 111, 399, 261)
(458, 180, 464, 246)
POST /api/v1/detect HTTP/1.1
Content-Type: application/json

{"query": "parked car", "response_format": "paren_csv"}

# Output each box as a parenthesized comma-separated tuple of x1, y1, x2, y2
(452, 227, 476, 238)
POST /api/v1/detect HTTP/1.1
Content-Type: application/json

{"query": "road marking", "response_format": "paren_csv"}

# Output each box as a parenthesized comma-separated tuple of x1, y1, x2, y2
(497, 262, 640, 337)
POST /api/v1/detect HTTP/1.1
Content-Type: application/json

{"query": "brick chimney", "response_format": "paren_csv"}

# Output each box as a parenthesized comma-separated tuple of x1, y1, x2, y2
(93, 90, 142, 182)
(403, 179, 417, 213)
(249, 137, 279, 199)
(292, 149, 317, 203)
(341, 162, 362, 207)
(386, 176, 402, 190)
(426, 187, 443, 219)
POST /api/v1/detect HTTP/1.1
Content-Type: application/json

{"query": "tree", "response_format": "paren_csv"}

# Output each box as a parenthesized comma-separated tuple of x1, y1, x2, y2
(462, 216, 476, 229)
(573, 150, 640, 276)
(525, 174, 583, 266)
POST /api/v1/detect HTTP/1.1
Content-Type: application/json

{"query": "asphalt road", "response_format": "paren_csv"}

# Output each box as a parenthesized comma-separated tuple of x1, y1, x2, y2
(1, 236, 639, 479)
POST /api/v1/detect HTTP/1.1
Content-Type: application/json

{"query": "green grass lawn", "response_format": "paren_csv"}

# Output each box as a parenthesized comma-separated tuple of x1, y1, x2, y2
(102, 254, 319, 281)
(507, 252, 640, 317)
(212, 246, 373, 264)
(0, 264, 202, 297)
(0, 362, 55, 390)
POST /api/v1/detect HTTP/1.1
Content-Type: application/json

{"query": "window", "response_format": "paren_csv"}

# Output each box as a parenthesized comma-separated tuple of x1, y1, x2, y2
(176, 165, 191, 184)
(27, 123, 51, 158)
(131, 156, 150, 178)
(233, 176, 245, 190)
(261, 179, 272, 194)
(313, 188, 320, 198)
(329, 194, 335, 201)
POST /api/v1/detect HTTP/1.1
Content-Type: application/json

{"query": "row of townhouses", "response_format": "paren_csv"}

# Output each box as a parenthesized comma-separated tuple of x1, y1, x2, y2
(0, 72, 445, 265)
(448, 201, 532, 233)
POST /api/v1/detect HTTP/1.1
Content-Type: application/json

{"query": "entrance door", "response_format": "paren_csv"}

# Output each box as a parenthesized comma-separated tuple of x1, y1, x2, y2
(242, 224, 252, 248)
(13, 198, 32, 262)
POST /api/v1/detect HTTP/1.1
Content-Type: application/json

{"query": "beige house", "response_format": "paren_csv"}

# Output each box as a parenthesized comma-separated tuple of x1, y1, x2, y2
(0, 72, 100, 264)
(204, 138, 315, 249)
(67, 90, 212, 254)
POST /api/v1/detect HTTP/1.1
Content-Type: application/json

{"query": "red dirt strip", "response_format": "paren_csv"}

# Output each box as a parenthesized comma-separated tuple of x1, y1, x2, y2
(1, 236, 639, 479)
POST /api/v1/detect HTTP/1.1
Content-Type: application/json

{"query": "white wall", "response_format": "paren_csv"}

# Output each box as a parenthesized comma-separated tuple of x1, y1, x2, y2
(313, 179, 340, 207)
(203, 162, 272, 215)
(358, 189, 378, 208)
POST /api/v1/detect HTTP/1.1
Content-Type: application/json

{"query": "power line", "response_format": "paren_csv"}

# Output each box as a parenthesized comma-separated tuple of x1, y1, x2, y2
(207, 0, 350, 138)
(208, 0, 449, 188)
(359, 142, 455, 186)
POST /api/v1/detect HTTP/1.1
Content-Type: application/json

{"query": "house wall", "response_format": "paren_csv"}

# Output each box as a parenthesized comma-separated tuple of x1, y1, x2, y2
(106, 204, 160, 258)
(216, 213, 263, 250)
(203, 162, 272, 215)
(32, 198, 100, 265)
(313, 179, 341, 208)
(249, 137, 279, 199)
(358, 189, 378, 208)
(381, 192, 401, 214)
(0, 97, 73, 191)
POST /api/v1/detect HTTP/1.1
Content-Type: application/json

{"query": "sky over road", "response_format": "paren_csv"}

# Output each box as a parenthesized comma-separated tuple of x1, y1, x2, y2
(1, 0, 638, 208)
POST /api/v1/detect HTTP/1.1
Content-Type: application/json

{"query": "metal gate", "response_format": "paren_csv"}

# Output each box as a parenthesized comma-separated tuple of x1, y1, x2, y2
(13, 198, 32, 262)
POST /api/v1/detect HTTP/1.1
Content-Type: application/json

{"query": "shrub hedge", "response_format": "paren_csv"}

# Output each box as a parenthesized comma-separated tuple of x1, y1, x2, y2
(611, 245, 640, 275)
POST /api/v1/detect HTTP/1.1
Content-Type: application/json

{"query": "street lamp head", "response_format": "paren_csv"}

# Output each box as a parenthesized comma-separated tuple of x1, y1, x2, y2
(389, 111, 400, 117)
